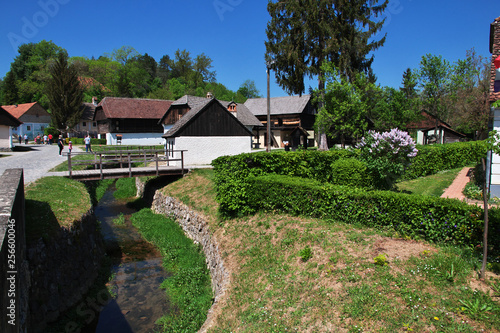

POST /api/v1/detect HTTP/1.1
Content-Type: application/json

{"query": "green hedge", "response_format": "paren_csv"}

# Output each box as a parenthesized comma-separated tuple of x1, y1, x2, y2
(68, 137, 106, 145)
(245, 175, 499, 251)
(212, 150, 359, 217)
(403, 141, 488, 179)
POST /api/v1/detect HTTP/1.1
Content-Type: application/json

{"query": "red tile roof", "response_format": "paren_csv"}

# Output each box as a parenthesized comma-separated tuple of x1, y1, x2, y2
(0, 106, 22, 127)
(2, 102, 39, 119)
(98, 97, 173, 119)
(406, 111, 451, 130)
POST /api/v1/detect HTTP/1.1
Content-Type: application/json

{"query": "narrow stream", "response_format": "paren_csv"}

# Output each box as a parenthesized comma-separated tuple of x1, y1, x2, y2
(92, 185, 170, 332)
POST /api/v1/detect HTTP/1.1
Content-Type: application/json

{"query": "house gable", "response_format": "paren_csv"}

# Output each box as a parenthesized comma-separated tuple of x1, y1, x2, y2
(0, 107, 22, 127)
(163, 99, 253, 138)
(2, 102, 50, 124)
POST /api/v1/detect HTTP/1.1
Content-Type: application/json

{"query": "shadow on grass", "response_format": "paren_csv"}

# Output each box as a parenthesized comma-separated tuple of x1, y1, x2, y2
(25, 199, 60, 245)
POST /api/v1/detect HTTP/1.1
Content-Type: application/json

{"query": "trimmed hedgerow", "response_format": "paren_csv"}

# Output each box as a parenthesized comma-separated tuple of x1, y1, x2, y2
(245, 174, 500, 251)
(403, 141, 488, 180)
(212, 150, 360, 217)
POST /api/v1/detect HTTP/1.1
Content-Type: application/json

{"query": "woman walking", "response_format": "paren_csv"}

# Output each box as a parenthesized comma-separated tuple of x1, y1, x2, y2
(57, 135, 64, 156)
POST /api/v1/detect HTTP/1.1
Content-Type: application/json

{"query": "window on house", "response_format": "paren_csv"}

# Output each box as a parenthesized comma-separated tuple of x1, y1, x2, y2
(82, 122, 87, 127)
(27, 125, 31, 131)
(93, 122, 97, 127)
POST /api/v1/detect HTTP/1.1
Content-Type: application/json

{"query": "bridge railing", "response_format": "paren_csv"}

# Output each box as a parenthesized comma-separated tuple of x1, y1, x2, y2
(67, 149, 186, 179)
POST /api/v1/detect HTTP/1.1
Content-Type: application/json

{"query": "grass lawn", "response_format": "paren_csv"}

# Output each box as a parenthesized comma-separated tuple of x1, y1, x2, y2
(396, 167, 465, 197)
(161, 169, 500, 333)
(24, 176, 91, 244)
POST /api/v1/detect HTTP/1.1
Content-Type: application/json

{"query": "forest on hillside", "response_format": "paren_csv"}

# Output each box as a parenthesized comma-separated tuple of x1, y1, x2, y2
(0, 40, 261, 110)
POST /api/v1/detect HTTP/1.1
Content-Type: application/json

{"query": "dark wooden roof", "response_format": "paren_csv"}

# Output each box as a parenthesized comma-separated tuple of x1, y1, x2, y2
(0, 106, 22, 127)
(159, 95, 262, 127)
(96, 97, 173, 119)
(244, 94, 312, 116)
(81, 103, 97, 121)
(406, 111, 452, 130)
(163, 98, 253, 138)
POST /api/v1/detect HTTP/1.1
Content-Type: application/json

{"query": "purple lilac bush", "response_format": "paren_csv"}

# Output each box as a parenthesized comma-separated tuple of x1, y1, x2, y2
(356, 128, 418, 190)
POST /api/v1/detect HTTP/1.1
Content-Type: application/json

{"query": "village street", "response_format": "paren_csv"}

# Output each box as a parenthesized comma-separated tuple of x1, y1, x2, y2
(0, 144, 83, 184)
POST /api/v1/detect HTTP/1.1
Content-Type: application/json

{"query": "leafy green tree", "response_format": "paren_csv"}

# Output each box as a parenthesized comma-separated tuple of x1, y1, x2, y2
(449, 49, 490, 139)
(46, 52, 84, 132)
(171, 49, 193, 81)
(266, 0, 389, 149)
(1, 70, 19, 105)
(158, 54, 173, 84)
(417, 54, 451, 141)
(107, 45, 139, 65)
(2, 40, 66, 109)
(193, 53, 216, 87)
(315, 62, 371, 148)
(237, 80, 261, 99)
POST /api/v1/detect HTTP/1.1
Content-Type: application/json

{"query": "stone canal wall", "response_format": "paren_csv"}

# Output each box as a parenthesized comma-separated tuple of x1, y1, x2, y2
(151, 189, 229, 333)
(27, 209, 105, 332)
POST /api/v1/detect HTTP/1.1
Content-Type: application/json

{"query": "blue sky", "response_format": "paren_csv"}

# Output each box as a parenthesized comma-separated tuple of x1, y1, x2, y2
(0, 0, 498, 98)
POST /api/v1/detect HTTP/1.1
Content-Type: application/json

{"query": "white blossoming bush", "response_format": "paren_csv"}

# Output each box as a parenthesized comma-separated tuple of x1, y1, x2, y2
(356, 128, 418, 190)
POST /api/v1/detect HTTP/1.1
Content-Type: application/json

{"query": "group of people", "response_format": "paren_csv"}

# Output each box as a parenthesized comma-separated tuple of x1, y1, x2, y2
(56, 135, 93, 156)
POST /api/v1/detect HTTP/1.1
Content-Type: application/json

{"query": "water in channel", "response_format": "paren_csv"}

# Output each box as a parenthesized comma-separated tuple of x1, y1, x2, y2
(92, 184, 170, 332)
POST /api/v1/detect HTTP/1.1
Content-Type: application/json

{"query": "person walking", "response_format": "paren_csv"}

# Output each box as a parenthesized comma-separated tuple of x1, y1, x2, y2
(43, 134, 48, 145)
(68, 140, 73, 154)
(48, 134, 53, 145)
(84, 135, 92, 153)
(24, 134, 28, 144)
(57, 135, 64, 156)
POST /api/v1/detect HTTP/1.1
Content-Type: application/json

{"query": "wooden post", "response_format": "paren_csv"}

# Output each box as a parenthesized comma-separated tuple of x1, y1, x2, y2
(155, 151, 159, 176)
(144, 150, 147, 167)
(99, 153, 103, 180)
(120, 153, 123, 168)
(128, 153, 132, 177)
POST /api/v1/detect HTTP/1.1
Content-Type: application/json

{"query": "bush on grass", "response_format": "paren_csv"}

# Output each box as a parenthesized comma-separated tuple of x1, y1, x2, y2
(244, 174, 500, 252)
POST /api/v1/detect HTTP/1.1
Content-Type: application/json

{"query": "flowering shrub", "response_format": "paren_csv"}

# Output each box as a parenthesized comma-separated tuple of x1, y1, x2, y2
(356, 128, 418, 190)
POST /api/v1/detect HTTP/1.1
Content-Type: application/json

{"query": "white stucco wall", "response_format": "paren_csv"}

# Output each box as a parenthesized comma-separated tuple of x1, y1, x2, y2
(0, 125, 11, 149)
(166, 136, 252, 166)
(490, 108, 500, 197)
(106, 133, 164, 146)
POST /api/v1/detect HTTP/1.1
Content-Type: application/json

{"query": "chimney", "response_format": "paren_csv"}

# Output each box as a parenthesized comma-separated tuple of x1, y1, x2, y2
(206, 92, 213, 99)
(228, 102, 237, 117)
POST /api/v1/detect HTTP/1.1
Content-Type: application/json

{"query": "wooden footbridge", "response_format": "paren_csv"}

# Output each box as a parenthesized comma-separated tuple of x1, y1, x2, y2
(63, 147, 188, 181)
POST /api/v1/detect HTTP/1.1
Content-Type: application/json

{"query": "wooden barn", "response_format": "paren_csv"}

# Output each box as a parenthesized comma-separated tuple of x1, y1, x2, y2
(244, 94, 316, 149)
(93, 97, 172, 145)
(161, 97, 254, 165)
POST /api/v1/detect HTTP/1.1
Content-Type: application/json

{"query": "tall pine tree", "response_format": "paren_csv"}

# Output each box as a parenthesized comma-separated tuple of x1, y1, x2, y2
(46, 52, 84, 132)
(266, 0, 388, 149)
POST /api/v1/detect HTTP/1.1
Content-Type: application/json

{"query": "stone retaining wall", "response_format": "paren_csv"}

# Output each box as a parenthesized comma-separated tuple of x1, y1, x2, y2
(27, 209, 105, 332)
(151, 190, 229, 333)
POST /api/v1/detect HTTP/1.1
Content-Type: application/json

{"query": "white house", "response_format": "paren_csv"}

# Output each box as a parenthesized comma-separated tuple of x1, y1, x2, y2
(160, 96, 256, 166)
(2, 102, 50, 141)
